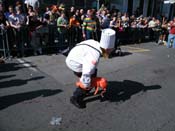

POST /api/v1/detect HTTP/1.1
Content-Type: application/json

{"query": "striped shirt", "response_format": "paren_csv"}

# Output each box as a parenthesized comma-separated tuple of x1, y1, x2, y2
(82, 17, 96, 32)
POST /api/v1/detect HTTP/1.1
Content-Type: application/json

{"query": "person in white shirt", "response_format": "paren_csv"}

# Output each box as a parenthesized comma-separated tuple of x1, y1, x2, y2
(24, 0, 40, 11)
(148, 17, 157, 41)
(66, 28, 116, 108)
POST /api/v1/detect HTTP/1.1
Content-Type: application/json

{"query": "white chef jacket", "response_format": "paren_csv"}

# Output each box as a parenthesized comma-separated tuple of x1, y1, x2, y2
(66, 39, 102, 87)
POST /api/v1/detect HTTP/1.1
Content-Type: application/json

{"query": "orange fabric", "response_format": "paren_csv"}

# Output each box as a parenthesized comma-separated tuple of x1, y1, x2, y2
(75, 77, 107, 95)
(69, 17, 80, 27)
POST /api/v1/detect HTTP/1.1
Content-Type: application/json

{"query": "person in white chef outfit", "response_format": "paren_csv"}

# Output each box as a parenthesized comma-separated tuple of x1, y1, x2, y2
(66, 28, 116, 108)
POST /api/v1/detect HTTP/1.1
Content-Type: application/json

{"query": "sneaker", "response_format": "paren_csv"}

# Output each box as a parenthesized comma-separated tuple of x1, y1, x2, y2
(70, 96, 86, 109)
(163, 41, 167, 45)
(157, 40, 162, 45)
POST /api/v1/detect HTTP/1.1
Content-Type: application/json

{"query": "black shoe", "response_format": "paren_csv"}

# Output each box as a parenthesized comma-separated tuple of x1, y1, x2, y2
(70, 96, 86, 109)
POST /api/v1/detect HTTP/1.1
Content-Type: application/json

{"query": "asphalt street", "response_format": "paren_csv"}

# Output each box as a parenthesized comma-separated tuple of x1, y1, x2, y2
(0, 42, 175, 131)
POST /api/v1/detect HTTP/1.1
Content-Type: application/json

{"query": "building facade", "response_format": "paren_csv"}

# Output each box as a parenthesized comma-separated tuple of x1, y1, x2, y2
(57, 0, 175, 20)
(2, 0, 172, 20)
(110, 0, 175, 20)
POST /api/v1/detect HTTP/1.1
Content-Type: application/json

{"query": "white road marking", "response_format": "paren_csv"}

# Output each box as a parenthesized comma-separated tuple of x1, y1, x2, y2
(17, 59, 37, 72)
(123, 46, 150, 52)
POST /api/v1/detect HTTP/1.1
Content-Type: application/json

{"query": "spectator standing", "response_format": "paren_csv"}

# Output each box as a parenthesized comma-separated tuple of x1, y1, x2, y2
(0, 11, 9, 28)
(82, 9, 97, 40)
(159, 17, 168, 45)
(69, 14, 81, 45)
(4, 5, 13, 20)
(101, 13, 111, 29)
(8, 7, 22, 56)
(27, 12, 43, 55)
(79, 8, 85, 25)
(68, 6, 75, 19)
(153, 19, 162, 43)
(57, 11, 69, 52)
(137, 17, 148, 43)
(49, 5, 59, 25)
(121, 12, 129, 22)
(0, 11, 9, 59)
(148, 17, 157, 41)
(167, 17, 175, 48)
(109, 16, 117, 29)
(16, 5, 28, 56)
(43, 6, 51, 21)
(130, 19, 138, 44)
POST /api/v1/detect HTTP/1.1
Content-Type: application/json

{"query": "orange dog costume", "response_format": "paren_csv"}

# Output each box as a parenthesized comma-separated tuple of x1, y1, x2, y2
(76, 77, 107, 97)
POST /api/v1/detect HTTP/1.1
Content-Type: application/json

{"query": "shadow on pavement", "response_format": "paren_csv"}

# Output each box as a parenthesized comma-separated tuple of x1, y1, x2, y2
(61, 48, 132, 58)
(110, 51, 132, 58)
(0, 74, 16, 80)
(84, 80, 162, 103)
(0, 89, 62, 110)
(0, 76, 45, 89)
(0, 62, 37, 73)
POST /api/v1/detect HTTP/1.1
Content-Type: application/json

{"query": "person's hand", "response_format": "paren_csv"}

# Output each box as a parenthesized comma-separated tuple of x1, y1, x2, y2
(82, 33, 86, 40)
(63, 24, 68, 28)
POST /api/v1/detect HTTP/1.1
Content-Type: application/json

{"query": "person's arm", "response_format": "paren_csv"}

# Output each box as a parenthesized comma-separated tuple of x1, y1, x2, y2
(5, 20, 10, 27)
(109, 20, 114, 28)
(82, 19, 87, 39)
(75, 20, 80, 27)
(80, 52, 99, 88)
(8, 17, 20, 29)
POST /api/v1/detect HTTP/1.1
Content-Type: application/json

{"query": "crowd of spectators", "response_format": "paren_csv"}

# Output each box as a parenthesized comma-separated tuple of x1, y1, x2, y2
(0, 0, 175, 58)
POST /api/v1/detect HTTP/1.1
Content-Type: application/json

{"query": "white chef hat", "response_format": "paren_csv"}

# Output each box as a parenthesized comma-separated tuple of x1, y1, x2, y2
(100, 28, 116, 49)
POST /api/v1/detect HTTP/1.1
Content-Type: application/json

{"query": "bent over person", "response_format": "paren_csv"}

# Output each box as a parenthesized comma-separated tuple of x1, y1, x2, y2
(65, 28, 116, 108)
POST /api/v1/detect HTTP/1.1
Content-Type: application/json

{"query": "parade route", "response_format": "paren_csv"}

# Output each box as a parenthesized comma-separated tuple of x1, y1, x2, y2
(1, 42, 175, 131)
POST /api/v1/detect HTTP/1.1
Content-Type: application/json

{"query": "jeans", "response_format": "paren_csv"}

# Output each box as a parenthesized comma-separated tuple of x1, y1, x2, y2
(167, 34, 175, 48)
(85, 30, 94, 40)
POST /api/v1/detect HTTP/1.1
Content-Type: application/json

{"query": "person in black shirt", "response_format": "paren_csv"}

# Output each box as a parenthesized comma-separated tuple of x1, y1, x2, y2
(0, 11, 9, 29)
(0, 11, 9, 61)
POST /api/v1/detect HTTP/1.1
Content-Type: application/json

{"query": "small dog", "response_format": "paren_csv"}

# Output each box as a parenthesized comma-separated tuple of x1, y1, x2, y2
(76, 77, 107, 97)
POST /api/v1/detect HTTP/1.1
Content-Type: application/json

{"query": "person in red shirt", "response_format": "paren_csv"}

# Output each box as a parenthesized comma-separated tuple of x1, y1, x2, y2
(167, 17, 175, 48)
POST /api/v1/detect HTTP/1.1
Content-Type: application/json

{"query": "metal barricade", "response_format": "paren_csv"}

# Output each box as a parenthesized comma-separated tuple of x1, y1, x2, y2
(0, 28, 10, 58)
(47, 24, 70, 53)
